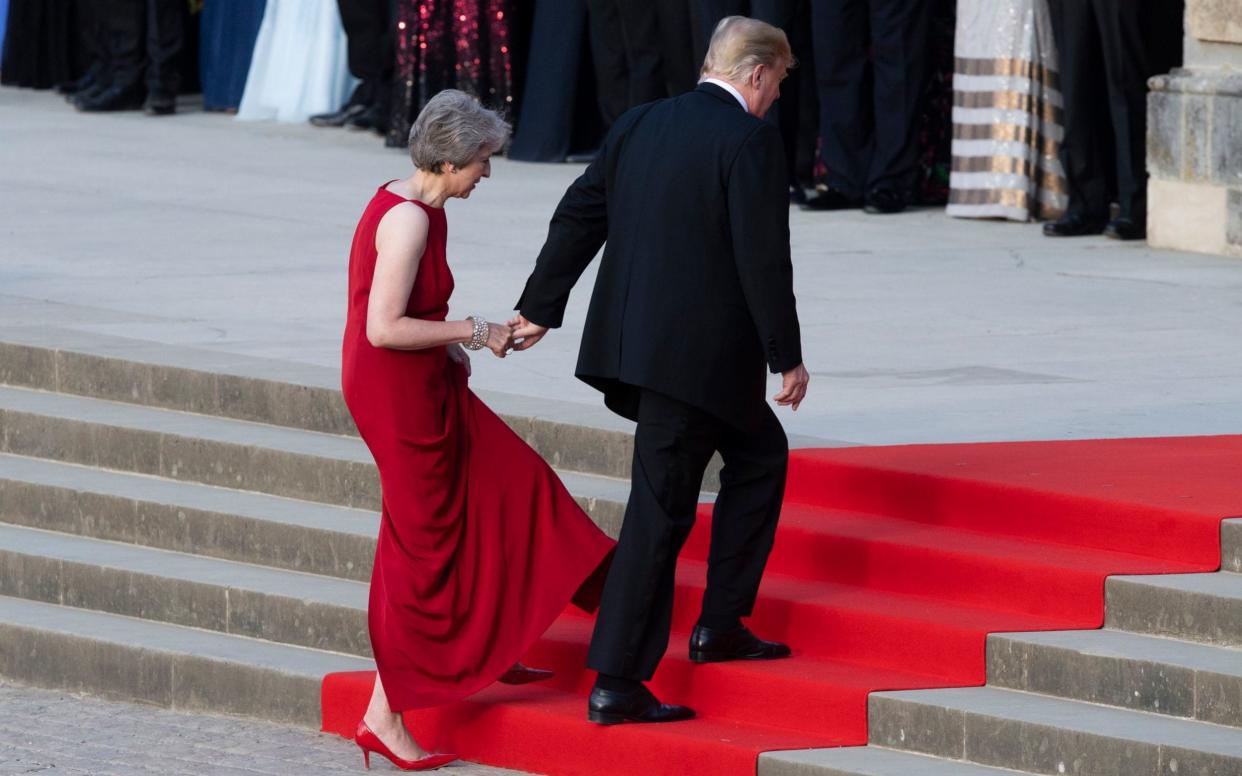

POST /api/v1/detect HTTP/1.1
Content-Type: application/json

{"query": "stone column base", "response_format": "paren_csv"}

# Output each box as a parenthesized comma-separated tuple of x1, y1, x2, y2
(1147, 68, 1242, 258)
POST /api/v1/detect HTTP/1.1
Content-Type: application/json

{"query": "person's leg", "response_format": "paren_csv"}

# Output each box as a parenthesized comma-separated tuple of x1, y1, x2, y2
(864, 0, 932, 204)
(585, 0, 631, 129)
(143, 0, 185, 110)
(809, 0, 870, 202)
(698, 404, 788, 630)
(656, 0, 698, 95)
(1045, 0, 1111, 231)
(753, 0, 812, 198)
(361, 672, 431, 761)
(587, 390, 716, 683)
(614, 0, 667, 107)
(75, 0, 146, 110)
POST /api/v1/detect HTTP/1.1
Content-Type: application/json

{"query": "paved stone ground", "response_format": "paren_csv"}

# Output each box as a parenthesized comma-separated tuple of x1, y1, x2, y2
(0, 682, 523, 775)
(3, 87, 1242, 445)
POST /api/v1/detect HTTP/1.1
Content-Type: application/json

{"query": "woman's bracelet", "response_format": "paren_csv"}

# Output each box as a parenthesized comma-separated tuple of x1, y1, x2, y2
(465, 315, 489, 350)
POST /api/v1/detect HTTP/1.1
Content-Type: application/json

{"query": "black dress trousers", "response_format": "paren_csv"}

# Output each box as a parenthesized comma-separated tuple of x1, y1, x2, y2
(105, 0, 185, 95)
(587, 0, 668, 128)
(586, 389, 788, 681)
(337, 0, 395, 111)
(811, 0, 932, 197)
(1047, 0, 1184, 222)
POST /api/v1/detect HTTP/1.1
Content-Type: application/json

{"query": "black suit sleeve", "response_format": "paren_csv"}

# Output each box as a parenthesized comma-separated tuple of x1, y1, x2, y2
(728, 122, 803, 374)
(514, 140, 610, 328)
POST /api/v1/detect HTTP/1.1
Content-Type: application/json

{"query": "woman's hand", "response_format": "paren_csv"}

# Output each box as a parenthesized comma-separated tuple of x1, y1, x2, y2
(486, 322, 515, 358)
(447, 344, 471, 376)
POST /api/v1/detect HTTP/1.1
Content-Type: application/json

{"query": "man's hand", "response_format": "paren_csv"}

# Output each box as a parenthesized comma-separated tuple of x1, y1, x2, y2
(508, 314, 550, 351)
(447, 344, 471, 376)
(773, 363, 809, 411)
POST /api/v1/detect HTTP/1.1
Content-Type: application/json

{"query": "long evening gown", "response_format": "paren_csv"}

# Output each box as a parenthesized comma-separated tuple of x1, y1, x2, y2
(341, 183, 615, 710)
(236, 0, 355, 122)
(200, 0, 266, 111)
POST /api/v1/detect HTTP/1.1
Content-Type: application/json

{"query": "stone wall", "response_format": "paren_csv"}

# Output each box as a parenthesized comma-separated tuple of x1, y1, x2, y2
(1147, 2, 1242, 257)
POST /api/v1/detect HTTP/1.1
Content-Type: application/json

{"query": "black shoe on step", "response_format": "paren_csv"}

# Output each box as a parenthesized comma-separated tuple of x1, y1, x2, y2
(1042, 212, 1107, 237)
(863, 187, 906, 214)
(587, 684, 695, 725)
(144, 92, 176, 116)
(75, 82, 145, 113)
(689, 624, 791, 663)
(801, 187, 862, 211)
(309, 102, 367, 128)
(345, 104, 390, 135)
(1103, 216, 1146, 241)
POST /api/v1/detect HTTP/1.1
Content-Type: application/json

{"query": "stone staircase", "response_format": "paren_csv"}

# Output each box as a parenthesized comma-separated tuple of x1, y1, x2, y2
(1, 332, 1240, 775)
(761, 521, 1242, 775)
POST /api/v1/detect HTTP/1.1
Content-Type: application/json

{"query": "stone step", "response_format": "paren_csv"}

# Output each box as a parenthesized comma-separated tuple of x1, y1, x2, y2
(868, 685, 1242, 775)
(987, 628, 1242, 727)
(759, 746, 1032, 776)
(0, 594, 371, 727)
(0, 522, 373, 656)
(0, 453, 634, 581)
(0, 333, 645, 481)
(0, 386, 644, 525)
(1106, 571, 1242, 647)
(1224, 518, 1242, 573)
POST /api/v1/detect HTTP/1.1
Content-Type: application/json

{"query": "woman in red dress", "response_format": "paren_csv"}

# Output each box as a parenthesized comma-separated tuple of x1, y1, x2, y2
(341, 88, 615, 771)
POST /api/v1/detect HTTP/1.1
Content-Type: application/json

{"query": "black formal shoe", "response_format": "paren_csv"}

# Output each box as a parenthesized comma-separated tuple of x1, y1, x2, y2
(144, 92, 176, 116)
(309, 102, 367, 127)
(75, 82, 145, 113)
(587, 684, 695, 725)
(863, 187, 906, 214)
(801, 187, 863, 211)
(70, 76, 113, 106)
(59, 63, 103, 96)
(345, 104, 390, 135)
(1104, 216, 1146, 241)
(1042, 212, 1107, 237)
(789, 186, 808, 206)
(688, 624, 791, 663)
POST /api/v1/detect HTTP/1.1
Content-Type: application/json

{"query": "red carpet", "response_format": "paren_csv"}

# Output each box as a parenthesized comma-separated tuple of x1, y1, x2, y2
(322, 435, 1239, 775)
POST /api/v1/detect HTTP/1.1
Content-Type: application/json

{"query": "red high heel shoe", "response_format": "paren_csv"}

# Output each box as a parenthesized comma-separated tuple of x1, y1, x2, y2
(354, 720, 457, 771)
(498, 662, 554, 685)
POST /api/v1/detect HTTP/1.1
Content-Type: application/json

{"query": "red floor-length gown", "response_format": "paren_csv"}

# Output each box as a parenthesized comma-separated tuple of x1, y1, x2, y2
(341, 182, 615, 711)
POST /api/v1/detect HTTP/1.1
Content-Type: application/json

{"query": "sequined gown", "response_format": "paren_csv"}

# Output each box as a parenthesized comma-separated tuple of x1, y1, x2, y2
(384, 0, 518, 148)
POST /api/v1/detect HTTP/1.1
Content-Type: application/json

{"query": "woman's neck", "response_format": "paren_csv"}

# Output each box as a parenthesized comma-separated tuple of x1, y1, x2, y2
(399, 170, 451, 208)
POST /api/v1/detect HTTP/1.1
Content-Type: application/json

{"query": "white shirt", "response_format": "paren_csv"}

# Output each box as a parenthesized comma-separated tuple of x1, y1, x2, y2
(699, 77, 749, 114)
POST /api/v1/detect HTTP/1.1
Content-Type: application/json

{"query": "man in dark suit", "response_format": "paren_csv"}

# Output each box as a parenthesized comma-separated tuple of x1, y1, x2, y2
(511, 16, 809, 724)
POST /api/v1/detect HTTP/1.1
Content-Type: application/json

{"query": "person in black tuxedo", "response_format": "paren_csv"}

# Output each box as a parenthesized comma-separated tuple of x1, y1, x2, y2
(73, 0, 185, 114)
(310, 0, 394, 133)
(510, 16, 809, 724)
(1043, 0, 1184, 240)
(802, 0, 932, 213)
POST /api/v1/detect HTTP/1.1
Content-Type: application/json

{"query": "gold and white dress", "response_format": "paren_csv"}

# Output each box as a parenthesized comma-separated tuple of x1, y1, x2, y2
(947, 0, 1067, 221)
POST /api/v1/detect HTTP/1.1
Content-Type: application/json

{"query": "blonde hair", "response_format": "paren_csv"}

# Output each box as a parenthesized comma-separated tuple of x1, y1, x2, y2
(408, 89, 511, 173)
(701, 16, 794, 83)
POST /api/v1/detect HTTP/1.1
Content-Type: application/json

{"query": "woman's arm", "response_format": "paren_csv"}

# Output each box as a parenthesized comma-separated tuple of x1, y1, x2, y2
(366, 203, 473, 350)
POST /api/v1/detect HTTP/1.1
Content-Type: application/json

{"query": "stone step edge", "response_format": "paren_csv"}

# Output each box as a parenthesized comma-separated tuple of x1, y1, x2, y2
(868, 685, 1242, 769)
(759, 746, 1034, 776)
(0, 336, 645, 482)
(986, 628, 1242, 728)
(0, 594, 371, 728)
(1105, 572, 1242, 649)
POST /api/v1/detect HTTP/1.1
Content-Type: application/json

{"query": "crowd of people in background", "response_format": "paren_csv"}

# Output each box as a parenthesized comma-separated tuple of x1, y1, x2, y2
(1, 0, 1185, 238)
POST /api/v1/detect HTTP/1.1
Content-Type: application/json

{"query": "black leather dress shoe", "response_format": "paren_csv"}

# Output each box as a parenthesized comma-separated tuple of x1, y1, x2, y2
(309, 102, 366, 127)
(689, 624, 791, 663)
(1104, 216, 1146, 241)
(864, 187, 906, 214)
(801, 188, 862, 211)
(345, 104, 390, 135)
(587, 684, 695, 725)
(144, 92, 176, 116)
(75, 82, 145, 112)
(789, 186, 808, 206)
(1042, 212, 1107, 237)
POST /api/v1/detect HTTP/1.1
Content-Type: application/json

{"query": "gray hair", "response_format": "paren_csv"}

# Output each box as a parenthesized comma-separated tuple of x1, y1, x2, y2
(407, 90, 511, 173)
(701, 16, 794, 83)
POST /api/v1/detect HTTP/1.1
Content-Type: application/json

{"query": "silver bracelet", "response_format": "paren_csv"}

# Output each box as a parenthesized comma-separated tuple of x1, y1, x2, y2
(465, 315, 489, 350)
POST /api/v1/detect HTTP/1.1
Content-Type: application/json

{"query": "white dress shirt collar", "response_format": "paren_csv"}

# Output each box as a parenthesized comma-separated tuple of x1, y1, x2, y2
(700, 77, 749, 114)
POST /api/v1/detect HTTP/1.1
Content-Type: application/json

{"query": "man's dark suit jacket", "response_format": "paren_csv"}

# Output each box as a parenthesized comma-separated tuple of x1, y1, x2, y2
(516, 82, 802, 431)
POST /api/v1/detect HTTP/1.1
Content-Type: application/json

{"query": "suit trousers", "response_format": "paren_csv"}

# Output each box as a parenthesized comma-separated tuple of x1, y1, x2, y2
(1047, 0, 1183, 221)
(587, 389, 789, 681)
(337, 0, 394, 111)
(586, 0, 668, 128)
(811, 0, 931, 197)
(104, 0, 185, 95)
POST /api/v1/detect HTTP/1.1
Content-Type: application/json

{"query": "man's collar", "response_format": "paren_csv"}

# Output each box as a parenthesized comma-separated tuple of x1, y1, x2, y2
(699, 77, 749, 114)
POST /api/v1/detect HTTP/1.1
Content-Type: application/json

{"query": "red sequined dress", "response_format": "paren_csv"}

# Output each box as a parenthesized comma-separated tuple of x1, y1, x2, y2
(385, 0, 518, 148)
(341, 183, 614, 710)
